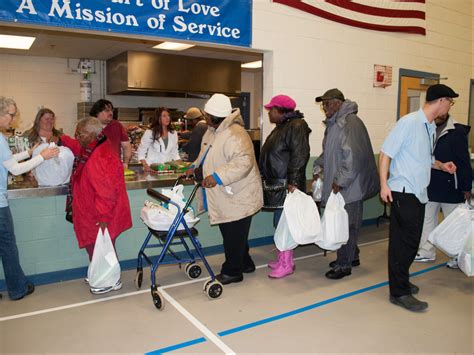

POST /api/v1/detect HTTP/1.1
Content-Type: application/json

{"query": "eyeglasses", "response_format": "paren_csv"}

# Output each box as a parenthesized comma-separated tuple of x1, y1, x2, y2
(75, 130, 89, 138)
(446, 98, 455, 106)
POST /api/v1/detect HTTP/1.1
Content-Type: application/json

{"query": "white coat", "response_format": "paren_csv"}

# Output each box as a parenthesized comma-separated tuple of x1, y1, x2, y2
(137, 130, 180, 165)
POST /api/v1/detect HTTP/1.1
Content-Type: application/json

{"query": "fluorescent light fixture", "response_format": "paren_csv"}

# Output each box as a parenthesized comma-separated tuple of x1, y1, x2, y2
(153, 42, 195, 51)
(0, 34, 35, 50)
(241, 60, 262, 69)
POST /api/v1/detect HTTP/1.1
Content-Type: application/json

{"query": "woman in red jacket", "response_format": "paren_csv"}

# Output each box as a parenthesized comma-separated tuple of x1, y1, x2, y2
(62, 117, 132, 295)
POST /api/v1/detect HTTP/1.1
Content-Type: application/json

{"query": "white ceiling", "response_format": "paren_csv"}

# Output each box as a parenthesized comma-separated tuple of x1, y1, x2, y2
(0, 25, 263, 63)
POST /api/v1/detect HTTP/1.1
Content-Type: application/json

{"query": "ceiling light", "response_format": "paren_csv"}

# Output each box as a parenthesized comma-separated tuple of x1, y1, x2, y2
(153, 42, 195, 51)
(0, 34, 36, 50)
(241, 60, 262, 69)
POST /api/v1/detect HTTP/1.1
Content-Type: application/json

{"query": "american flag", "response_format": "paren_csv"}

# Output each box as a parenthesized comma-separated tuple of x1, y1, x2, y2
(273, 0, 426, 35)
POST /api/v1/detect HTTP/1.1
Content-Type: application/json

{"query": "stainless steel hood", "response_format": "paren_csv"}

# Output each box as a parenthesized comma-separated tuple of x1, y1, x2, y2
(107, 51, 241, 96)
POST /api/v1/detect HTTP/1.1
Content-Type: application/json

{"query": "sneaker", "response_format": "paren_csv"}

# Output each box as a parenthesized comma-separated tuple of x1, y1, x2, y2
(414, 254, 436, 263)
(90, 280, 122, 295)
(446, 257, 459, 269)
(84, 278, 89, 284)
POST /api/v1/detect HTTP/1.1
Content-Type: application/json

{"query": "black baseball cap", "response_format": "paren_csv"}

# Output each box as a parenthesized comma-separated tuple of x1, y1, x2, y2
(426, 84, 459, 102)
(315, 88, 345, 102)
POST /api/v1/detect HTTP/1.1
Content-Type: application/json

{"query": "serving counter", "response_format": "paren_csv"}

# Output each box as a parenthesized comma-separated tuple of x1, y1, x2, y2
(0, 170, 275, 290)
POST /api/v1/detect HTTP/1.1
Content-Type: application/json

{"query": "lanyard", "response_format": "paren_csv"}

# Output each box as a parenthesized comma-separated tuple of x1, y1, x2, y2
(424, 123, 435, 157)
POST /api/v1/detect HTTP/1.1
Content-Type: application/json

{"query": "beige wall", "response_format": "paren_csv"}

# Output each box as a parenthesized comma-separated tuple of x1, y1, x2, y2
(254, 0, 473, 155)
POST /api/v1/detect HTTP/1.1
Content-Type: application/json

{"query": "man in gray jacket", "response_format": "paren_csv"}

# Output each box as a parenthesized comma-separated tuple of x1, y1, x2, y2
(313, 89, 379, 279)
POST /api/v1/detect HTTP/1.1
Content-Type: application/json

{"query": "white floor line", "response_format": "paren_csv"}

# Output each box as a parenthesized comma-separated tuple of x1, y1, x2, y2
(160, 289, 235, 355)
(0, 289, 149, 322)
(0, 238, 389, 322)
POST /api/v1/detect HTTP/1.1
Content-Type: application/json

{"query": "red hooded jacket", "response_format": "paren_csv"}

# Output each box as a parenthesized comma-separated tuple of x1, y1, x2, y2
(62, 135, 132, 248)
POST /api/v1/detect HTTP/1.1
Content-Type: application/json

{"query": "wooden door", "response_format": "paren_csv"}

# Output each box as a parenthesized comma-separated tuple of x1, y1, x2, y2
(399, 76, 431, 117)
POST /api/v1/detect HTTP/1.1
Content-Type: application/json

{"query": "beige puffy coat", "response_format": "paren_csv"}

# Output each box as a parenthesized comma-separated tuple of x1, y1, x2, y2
(194, 109, 263, 225)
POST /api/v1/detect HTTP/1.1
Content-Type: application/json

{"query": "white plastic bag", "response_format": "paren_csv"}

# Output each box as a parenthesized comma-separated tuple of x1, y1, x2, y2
(140, 204, 199, 231)
(140, 185, 200, 231)
(32, 143, 74, 186)
(87, 228, 121, 289)
(284, 189, 321, 245)
(160, 184, 187, 214)
(312, 178, 323, 202)
(458, 218, 473, 277)
(274, 210, 298, 251)
(316, 192, 349, 251)
(428, 203, 472, 257)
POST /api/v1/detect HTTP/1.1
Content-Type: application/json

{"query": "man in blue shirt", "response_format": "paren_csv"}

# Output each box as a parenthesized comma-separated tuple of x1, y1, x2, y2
(379, 84, 458, 312)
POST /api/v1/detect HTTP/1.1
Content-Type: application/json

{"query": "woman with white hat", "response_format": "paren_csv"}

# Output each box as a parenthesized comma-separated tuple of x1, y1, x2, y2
(190, 94, 263, 285)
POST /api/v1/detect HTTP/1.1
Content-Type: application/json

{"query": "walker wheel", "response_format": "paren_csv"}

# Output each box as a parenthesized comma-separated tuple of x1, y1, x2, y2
(134, 268, 143, 290)
(205, 281, 223, 299)
(203, 279, 212, 292)
(151, 287, 164, 310)
(185, 263, 202, 279)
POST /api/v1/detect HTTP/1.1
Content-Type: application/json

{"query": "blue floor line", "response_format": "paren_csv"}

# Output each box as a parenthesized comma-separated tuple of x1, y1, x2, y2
(145, 337, 207, 354)
(148, 262, 447, 353)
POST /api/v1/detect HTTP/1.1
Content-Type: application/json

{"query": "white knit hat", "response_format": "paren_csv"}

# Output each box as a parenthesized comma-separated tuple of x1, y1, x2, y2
(204, 93, 232, 117)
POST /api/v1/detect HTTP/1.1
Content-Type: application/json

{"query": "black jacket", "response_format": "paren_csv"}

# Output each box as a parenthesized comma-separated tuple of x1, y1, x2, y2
(259, 111, 311, 208)
(428, 119, 472, 203)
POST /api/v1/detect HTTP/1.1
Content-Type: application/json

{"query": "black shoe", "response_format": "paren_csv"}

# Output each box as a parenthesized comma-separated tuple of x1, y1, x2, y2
(216, 273, 243, 285)
(242, 264, 256, 274)
(409, 282, 419, 295)
(325, 267, 351, 280)
(12, 282, 35, 301)
(389, 294, 428, 312)
(329, 259, 360, 268)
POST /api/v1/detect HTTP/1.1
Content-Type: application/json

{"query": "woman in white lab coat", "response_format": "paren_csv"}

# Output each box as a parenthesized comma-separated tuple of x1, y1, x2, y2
(138, 107, 180, 172)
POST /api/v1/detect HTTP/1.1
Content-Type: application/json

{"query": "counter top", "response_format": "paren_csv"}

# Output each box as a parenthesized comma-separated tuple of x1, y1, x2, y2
(7, 171, 193, 199)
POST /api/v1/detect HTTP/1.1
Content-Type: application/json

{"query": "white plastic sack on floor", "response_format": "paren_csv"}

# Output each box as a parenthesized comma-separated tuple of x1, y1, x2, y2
(274, 210, 298, 251)
(284, 189, 321, 244)
(316, 192, 349, 251)
(87, 228, 121, 289)
(32, 143, 74, 186)
(458, 218, 473, 277)
(428, 203, 472, 257)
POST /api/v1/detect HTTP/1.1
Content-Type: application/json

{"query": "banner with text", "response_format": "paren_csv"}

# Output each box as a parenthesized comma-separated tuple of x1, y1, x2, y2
(0, 0, 252, 47)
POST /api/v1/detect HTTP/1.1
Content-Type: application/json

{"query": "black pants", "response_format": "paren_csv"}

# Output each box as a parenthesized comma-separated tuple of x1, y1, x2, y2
(336, 200, 363, 269)
(389, 191, 426, 297)
(218, 215, 254, 276)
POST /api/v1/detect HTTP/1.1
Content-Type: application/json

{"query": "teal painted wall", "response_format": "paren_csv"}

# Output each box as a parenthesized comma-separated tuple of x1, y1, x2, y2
(0, 157, 386, 285)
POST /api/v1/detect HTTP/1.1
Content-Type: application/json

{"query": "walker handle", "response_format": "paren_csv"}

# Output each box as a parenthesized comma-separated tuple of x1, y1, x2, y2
(146, 188, 171, 203)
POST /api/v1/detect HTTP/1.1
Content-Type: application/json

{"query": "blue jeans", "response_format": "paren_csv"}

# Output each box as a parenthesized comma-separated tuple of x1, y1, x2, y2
(0, 206, 30, 300)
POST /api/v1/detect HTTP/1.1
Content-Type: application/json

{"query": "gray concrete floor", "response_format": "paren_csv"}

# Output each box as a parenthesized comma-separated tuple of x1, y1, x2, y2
(0, 224, 472, 354)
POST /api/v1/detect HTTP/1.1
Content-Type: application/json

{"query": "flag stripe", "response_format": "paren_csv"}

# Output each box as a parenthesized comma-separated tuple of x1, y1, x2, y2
(326, 0, 425, 19)
(274, 0, 426, 35)
(354, 0, 425, 11)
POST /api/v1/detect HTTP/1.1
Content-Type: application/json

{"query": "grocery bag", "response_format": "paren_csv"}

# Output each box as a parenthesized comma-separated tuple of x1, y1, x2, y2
(284, 189, 321, 245)
(312, 178, 323, 202)
(33, 143, 74, 186)
(316, 192, 349, 251)
(87, 228, 121, 289)
(428, 203, 471, 257)
(274, 210, 298, 251)
(458, 217, 473, 277)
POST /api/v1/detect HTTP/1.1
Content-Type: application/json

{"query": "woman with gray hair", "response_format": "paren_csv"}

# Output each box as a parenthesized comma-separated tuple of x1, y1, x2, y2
(61, 117, 132, 295)
(0, 97, 59, 300)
